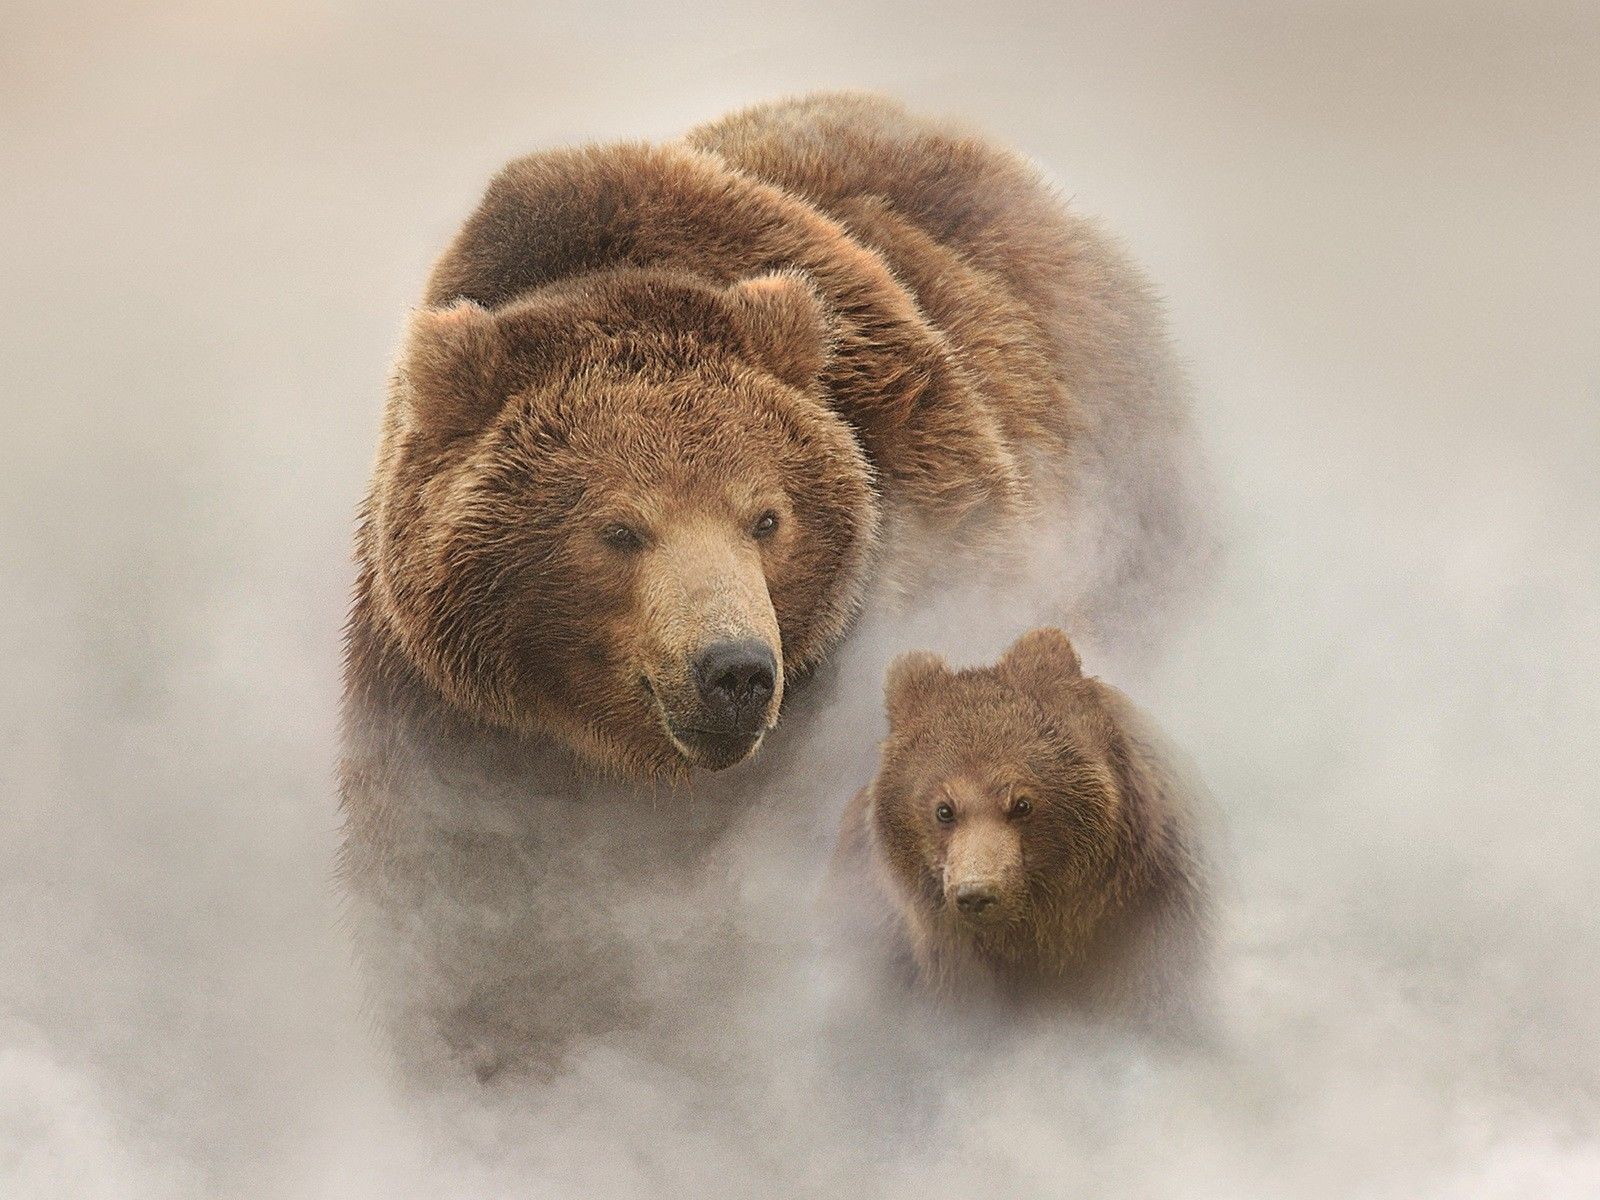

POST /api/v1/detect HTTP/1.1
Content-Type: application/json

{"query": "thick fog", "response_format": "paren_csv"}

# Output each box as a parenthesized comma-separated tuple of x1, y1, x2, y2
(3, 2, 1598, 1196)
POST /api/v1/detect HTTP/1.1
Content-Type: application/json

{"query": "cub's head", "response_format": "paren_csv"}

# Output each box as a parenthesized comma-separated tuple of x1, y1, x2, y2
(870, 629, 1123, 937)
(367, 268, 876, 777)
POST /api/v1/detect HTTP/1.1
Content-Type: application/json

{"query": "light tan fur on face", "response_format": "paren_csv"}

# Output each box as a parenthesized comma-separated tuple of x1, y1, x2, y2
(635, 507, 784, 764)
(936, 777, 1024, 912)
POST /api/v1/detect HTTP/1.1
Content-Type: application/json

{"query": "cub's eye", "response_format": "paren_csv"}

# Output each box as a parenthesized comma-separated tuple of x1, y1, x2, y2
(752, 511, 780, 539)
(601, 523, 644, 552)
(934, 802, 956, 824)
(1011, 796, 1033, 818)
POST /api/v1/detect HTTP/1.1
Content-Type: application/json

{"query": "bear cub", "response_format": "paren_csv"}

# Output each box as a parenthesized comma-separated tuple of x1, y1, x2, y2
(832, 628, 1209, 1021)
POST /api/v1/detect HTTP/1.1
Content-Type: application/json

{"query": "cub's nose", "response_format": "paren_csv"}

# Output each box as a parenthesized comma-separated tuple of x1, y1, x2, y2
(954, 881, 1000, 918)
(692, 639, 776, 729)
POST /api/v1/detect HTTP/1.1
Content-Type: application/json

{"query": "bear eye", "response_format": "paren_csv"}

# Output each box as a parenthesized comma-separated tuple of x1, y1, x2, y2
(601, 523, 644, 552)
(934, 802, 956, 824)
(752, 511, 780, 539)
(1011, 796, 1033, 818)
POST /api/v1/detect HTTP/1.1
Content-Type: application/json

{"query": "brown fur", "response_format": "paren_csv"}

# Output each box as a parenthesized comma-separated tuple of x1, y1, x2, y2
(833, 629, 1208, 1018)
(340, 92, 1208, 1075)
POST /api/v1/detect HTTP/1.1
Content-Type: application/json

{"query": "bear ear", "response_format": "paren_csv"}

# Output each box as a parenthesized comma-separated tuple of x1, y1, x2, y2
(884, 649, 948, 727)
(724, 270, 831, 392)
(400, 300, 514, 439)
(998, 628, 1082, 701)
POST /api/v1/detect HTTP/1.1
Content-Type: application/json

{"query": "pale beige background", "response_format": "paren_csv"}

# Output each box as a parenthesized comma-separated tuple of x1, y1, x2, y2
(2, 3, 1597, 1196)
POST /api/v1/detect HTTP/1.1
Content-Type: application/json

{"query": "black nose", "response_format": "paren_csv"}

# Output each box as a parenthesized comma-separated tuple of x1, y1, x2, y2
(954, 882, 999, 917)
(692, 639, 777, 728)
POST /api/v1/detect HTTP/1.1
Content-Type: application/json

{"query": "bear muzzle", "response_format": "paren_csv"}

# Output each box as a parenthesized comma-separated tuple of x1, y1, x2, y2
(942, 818, 1024, 926)
(644, 638, 781, 770)
(952, 879, 1003, 920)
(633, 522, 785, 770)
(692, 638, 776, 726)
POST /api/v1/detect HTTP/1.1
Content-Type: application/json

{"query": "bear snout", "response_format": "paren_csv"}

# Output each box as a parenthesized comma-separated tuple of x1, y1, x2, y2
(647, 638, 780, 771)
(691, 639, 777, 730)
(952, 879, 1002, 920)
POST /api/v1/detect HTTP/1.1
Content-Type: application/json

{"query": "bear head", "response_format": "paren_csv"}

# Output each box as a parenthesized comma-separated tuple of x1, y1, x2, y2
(870, 628, 1126, 949)
(367, 267, 877, 777)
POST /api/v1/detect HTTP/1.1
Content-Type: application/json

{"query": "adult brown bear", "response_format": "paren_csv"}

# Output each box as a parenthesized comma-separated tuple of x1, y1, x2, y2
(340, 92, 1208, 1078)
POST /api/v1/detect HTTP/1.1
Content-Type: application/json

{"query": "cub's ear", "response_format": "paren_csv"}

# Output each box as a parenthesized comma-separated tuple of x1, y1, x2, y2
(400, 300, 514, 439)
(884, 649, 948, 727)
(725, 270, 831, 392)
(998, 627, 1082, 701)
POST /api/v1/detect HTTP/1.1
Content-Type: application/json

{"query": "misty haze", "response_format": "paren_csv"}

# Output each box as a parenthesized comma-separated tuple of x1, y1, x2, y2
(3, 3, 1598, 1198)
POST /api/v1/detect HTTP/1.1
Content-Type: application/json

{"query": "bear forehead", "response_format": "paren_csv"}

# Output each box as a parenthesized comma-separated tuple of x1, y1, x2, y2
(888, 715, 1066, 781)
(888, 681, 1102, 768)
(880, 726, 1115, 826)
(536, 354, 802, 426)
(900, 675, 1062, 733)
(491, 376, 802, 473)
